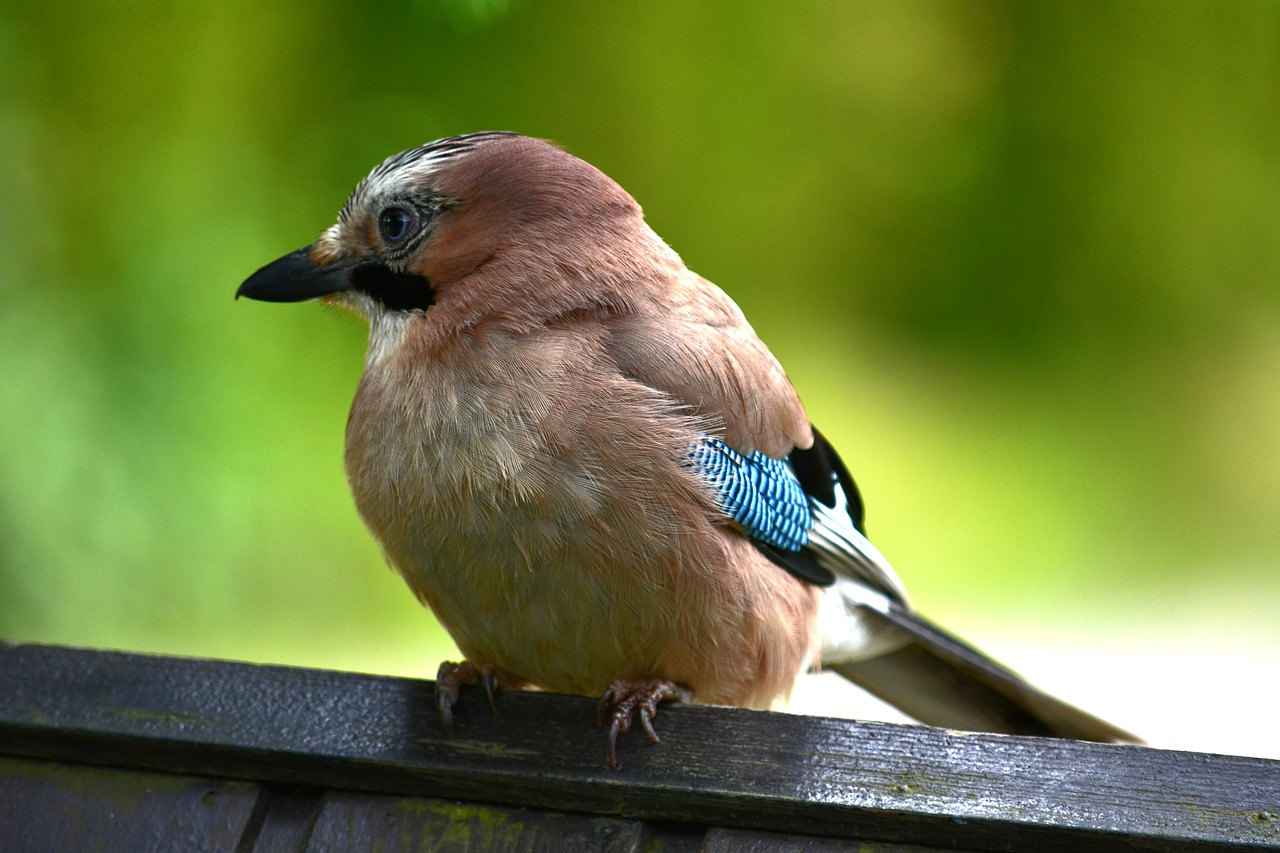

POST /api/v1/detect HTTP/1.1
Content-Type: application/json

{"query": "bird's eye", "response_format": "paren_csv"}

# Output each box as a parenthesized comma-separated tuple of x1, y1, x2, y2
(378, 206, 417, 244)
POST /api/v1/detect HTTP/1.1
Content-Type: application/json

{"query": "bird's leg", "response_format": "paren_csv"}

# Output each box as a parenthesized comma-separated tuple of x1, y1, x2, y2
(435, 660, 504, 735)
(596, 679, 691, 769)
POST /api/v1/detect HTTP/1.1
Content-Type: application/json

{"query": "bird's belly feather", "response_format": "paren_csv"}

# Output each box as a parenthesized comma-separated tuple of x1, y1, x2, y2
(343, 328, 819, 706)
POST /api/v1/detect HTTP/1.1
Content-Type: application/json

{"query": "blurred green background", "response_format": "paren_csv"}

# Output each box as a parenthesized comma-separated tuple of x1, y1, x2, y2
(2, 1, 1277, 757)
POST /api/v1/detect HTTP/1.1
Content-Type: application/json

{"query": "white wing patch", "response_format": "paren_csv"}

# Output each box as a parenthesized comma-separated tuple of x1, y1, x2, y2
(806, 478, 912, 607)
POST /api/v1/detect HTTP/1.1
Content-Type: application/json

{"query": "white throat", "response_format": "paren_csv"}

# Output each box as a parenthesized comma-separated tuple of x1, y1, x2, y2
(367, 310, 413, 368)
(338, 290, 414, 368)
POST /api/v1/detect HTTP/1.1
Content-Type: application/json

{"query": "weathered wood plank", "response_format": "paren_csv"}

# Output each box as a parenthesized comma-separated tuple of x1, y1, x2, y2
(241, 784, 327, 853)
(0, 755, 260, 853)
(305, 790, 699, 852)
(0, 755, 697, 853)
(702, 827, 974, 852)
(0, 642, 1276, 852)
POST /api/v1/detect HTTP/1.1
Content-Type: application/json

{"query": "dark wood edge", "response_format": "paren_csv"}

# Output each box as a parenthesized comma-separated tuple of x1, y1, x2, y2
(1, 642, 1276, 852)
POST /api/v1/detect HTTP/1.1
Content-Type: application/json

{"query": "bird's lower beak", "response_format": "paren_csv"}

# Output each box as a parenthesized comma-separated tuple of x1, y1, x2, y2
(236, 245, 362, 303)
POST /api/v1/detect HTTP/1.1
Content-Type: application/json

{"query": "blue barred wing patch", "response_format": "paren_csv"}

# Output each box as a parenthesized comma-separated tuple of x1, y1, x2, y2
(688, 437, 811, 551)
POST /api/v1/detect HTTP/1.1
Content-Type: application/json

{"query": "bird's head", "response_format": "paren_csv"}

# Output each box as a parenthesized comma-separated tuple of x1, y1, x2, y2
(237, 132, 680, 354)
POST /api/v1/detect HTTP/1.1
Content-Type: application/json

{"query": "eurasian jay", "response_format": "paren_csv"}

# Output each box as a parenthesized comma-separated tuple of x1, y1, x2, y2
(238, 131, 1136, 766)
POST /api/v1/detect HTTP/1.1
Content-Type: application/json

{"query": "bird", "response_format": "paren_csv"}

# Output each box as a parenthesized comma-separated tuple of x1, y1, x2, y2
(237, 131, 1137, 767)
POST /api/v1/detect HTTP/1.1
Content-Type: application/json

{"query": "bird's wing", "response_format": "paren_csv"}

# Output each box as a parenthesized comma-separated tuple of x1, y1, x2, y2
(606, 272, 908, 601)
(687, 431, 911, 602)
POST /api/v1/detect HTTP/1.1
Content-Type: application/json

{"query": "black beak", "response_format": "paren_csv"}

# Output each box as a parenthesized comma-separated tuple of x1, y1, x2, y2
(236, 245, 436, 312)
(236, 245, 359, 303)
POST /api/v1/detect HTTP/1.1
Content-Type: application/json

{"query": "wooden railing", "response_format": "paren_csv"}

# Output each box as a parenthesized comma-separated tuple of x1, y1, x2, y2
(1, 642, 1276, 851)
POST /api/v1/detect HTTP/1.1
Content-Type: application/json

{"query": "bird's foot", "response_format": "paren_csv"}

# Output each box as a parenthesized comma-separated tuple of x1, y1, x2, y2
(436, 660, 504, 735)
(596, 679, 690, 769)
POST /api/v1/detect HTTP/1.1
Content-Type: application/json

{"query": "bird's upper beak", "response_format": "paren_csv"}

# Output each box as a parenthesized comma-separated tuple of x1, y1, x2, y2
(236, 245, 366, 303)
(237, 245, 436, 312)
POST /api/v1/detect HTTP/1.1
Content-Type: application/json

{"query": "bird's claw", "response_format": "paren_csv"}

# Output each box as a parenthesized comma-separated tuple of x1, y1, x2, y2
(436, 660, 503, 735)
(596, 679, 690, 769)
(480, 666, 500, 712)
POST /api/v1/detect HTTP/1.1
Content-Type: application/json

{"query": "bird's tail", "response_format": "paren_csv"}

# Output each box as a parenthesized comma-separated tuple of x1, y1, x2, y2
(829, 604, 1140, 743)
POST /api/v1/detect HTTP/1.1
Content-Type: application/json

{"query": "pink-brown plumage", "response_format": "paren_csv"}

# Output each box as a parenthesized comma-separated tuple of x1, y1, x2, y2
(346, 324, 822, 706)
(331, 134, 822, 707)
(238, 131, 1139, 756)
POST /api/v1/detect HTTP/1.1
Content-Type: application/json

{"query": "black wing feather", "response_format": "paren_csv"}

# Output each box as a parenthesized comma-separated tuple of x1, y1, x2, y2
(788, 427, 866, 532)
(754, 427, 869, 588)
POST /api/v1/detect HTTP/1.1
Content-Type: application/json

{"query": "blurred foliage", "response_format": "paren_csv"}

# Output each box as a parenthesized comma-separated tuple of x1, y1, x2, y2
(0, 1, 1277, 711)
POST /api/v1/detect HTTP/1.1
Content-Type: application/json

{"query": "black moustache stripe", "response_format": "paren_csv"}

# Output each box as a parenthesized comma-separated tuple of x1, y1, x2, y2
(351, 263, 436, 312)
